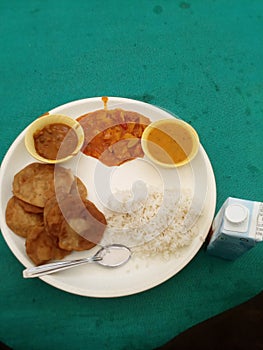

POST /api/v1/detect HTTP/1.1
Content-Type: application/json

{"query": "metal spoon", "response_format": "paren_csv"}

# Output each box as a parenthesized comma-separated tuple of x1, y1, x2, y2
(23, 244, 131, 278)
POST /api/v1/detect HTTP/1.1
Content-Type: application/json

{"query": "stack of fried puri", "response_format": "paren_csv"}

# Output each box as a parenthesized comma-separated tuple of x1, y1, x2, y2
(5, 162, 107, 265)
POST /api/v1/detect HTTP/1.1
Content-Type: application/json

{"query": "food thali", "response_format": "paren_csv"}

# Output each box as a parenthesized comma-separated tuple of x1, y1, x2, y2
(0, 97, 216, 297)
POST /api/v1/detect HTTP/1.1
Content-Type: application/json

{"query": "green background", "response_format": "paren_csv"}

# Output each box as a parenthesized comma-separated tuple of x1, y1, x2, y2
(0, 1, 262, 349)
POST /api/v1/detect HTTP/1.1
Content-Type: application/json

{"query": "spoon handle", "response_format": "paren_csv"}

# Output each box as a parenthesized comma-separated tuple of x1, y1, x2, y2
(23, 256, 102, 278)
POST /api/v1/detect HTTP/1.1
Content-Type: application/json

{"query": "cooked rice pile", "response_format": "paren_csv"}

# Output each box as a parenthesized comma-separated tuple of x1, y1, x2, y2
(103, 185, 201, 259)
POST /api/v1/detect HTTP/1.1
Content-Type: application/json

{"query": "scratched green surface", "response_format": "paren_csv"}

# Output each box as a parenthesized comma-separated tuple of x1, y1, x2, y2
(0, 1, 263, 349)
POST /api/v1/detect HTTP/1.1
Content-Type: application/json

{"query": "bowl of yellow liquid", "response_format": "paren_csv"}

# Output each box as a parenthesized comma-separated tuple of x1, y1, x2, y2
(141, 118, 200, 168)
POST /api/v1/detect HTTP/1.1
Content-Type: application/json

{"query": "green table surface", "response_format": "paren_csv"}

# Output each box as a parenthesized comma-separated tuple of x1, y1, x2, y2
(0, 1, 262, 349)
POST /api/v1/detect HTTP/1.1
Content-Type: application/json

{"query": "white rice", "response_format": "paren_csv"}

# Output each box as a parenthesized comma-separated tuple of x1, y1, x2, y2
(101, 185, 202, 260)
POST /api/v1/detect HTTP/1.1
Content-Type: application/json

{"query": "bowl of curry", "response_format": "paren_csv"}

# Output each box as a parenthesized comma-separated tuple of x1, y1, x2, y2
(141, 118, 200, 168)
(25, 114, 84, 164)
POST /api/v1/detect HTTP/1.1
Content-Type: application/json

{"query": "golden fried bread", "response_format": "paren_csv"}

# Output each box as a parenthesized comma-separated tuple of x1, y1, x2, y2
(55, 195, 106, 251)
(6, 162, 107, 265)
(43, 195, 64, 237)
(5, 196, 43, 238)
(26, 226, 69, 265)
(70, 176, 88, 200)
(58, 222, 97, 251)
(13, 163, 74, 207)
(15, 197, 43, 214)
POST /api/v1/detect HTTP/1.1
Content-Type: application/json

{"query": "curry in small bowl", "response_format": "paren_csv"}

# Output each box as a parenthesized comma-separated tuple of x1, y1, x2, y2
(25, 114, 84, 164)
(141, 118, 199, 168)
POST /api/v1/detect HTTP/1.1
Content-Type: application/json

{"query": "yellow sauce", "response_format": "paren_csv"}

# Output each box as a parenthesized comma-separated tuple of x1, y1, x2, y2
(145, 121, 193, 165)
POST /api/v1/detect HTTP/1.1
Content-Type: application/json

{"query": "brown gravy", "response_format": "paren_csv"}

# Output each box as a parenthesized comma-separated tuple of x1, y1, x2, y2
(33, 123, 78, 160)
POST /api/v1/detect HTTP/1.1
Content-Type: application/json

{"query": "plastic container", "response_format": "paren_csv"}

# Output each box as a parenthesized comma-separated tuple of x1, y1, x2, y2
(207, 197, 263, 260)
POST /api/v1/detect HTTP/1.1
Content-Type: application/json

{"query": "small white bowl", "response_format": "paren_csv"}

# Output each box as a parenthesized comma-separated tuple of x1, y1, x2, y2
(141, 118, 200, 168)
(24, 114, 84, 164)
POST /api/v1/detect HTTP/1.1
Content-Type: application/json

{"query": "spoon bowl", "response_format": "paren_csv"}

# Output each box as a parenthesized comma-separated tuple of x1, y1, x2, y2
(94, 244, 132, 267)
(23, 244, 131, 278)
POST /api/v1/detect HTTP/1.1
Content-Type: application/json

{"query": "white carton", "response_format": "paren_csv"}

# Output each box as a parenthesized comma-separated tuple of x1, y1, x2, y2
(207, 197, 263, 260)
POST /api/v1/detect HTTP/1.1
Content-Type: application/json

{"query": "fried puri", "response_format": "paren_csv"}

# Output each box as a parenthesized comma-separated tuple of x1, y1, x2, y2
(15, 197, 43, 214)
(46, 195, 106, 251)
(70, 176, 88, 200)
(26, 226, 69, 265)
(13, 162, 74, 208)
(5, 196, 43, 238)
(7, 162, 106, 265)
(43, 195, 64, 238)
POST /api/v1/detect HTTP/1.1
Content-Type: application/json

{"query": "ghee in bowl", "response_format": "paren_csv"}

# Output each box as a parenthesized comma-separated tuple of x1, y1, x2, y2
(25, 114, 84, 164)
(141, 118, 199, 168)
